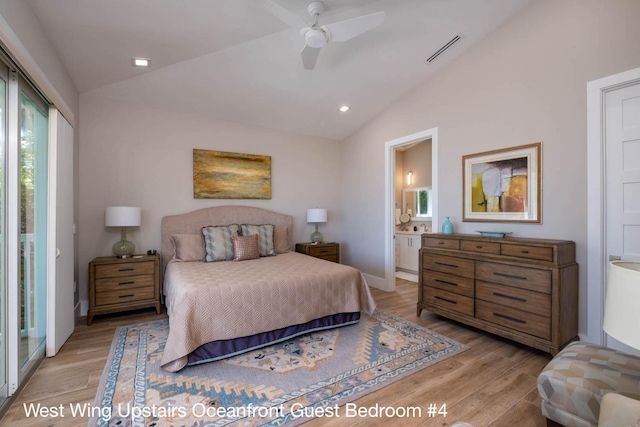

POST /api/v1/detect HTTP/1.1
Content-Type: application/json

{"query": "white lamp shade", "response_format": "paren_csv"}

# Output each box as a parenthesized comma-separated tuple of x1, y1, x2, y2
(105, 206, 141, 227)
(306, 208, 327, 223)
(603, 261, 640, 351)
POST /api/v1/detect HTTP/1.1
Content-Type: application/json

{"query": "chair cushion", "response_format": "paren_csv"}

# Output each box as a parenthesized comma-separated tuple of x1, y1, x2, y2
(537, 342, 640, 426)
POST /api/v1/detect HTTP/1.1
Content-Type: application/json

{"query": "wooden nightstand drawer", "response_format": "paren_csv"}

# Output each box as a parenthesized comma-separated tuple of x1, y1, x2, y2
(308, 246, 337, 257)
(422, 253, 474, 279)
(295, 243, 340, 263)
(95, 274, 155, 293)
(423, 270, 474, 297)
(95, 261, 154, 279)
(476, 299, 551, 340)
(501, 244, 553, 262)
(423, 287, 474, 317)
(476, 261, 551, 294)
(476, 280, 551, 316)
(95, 286, 156, 306)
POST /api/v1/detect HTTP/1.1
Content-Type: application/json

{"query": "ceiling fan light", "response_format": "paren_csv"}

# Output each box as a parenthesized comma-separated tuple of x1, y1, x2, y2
(305, 29, 326, 48)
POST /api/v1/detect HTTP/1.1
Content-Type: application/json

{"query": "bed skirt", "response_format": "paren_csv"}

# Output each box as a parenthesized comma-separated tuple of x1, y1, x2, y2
(187, 312, 361, 367)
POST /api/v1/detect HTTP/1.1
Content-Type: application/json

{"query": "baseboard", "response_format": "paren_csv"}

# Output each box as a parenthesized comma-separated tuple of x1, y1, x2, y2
(80, 299, 89, 316)
(363, 273, 391, 291)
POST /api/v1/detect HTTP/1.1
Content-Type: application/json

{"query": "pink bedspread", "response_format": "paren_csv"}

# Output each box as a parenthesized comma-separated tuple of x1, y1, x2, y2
(161, 252, 376, 371)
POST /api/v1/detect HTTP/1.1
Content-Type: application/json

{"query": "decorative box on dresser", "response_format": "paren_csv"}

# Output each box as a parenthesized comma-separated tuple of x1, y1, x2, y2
(295, 242, 340, 263)
(87, 254, 161, 325)
(418, 234, 578, 355)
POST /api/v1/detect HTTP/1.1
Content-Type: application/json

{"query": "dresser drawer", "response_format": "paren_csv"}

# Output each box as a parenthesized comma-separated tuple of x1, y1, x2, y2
(476, 261, 551, 294)
(476, 300, 550, 340)
(423, 253, 474, 279)
(95, 261, 155, 279)
(424, 287, 474, 316)
(476, 280, 551, 316)
(95, 286, 155, 306)
(501, 244, 553, 262)
(460, 240, 501, 255)
(423, 237, 460, 250)
(423, 270, 474, 297)
(95, 274, 155, 293)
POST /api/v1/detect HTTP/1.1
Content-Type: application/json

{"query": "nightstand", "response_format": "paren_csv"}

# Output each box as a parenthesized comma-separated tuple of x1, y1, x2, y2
(295, 242, 340, 263)
(87, 254, 161, 325)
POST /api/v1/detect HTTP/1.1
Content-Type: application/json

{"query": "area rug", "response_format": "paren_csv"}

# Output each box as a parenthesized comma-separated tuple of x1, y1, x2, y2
(91, 309, 467, 427)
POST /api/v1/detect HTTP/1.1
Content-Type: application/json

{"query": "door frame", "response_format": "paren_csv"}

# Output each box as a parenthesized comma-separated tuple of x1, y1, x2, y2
(586, 67, 640, 346)
(384, 127, 438, 292)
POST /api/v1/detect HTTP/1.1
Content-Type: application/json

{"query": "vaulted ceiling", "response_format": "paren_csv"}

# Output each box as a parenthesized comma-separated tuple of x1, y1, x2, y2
(29, 0, 533, 140)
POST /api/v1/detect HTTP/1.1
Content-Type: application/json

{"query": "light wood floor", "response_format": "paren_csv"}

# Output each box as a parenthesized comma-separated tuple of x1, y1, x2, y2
(0, 279, 550, 426)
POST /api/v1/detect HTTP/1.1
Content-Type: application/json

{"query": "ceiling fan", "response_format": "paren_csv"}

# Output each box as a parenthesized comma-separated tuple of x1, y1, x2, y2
(264, 0, 385, 70)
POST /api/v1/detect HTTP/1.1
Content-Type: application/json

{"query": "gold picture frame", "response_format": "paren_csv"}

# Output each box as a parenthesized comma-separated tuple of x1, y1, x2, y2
(462, 142, 541, 223)
(193, 149, 272, 199)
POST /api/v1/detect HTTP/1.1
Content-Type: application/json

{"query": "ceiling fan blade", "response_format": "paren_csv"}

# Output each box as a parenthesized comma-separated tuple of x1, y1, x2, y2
(262, 0, 307, 29)
(301, 44, 321, 70)
(325, 11, 385, 42)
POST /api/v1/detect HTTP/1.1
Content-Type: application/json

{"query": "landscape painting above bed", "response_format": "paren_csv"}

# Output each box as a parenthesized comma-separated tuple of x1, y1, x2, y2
(193, 149, 272, 199)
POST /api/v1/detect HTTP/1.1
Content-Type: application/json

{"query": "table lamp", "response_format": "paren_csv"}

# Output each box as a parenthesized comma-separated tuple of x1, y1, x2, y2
(105, 206, 141, 258)
(306, 208, 327, 243)
(603, 261, 640, 351)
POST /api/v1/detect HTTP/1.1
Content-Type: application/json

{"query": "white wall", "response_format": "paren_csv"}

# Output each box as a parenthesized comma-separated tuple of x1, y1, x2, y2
(78, 92, 343, 310)
(340, 0, 640, 339)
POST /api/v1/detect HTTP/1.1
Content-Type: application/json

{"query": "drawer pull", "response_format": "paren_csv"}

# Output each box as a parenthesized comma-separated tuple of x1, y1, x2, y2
(493, 272, 527, 280)
(435, 296, 457, 305)
(476, 245, 483, 249)
(119, 294, 134, 298)
(493, 292, 526, 303)
(119, 268, 135, 272)
(521, 250, 529, 254)
(438, 241, 445, 245)
(119, 281, 134, 285)
(435, 279, 458, 287)
(493, 312, 526, 324)
(320, 250, 329, 254)
(435, 261, 459, 268)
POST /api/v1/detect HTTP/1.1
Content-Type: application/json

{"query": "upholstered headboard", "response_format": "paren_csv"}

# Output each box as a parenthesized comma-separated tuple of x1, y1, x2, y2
(161, 206, 294, 271)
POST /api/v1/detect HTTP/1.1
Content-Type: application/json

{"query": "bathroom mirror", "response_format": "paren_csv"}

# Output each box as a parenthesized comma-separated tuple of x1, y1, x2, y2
(403, 187, 432, 220)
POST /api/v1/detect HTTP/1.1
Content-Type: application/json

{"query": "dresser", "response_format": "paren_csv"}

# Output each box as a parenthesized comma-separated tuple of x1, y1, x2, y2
(418, 234, 578, 355)
(295, 242, 340, 263)
(87, 254, 161, 325)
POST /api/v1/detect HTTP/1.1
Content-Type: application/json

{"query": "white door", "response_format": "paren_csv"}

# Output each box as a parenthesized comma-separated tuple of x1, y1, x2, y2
(46, 109, 74, 356)
(604, 82, 640, 352)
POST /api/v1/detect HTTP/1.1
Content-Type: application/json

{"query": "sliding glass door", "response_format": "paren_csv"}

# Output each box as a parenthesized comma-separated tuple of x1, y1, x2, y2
(0, 59, 48, 409)
(0, 65, 7, 406)
(19, 80, 48, 371)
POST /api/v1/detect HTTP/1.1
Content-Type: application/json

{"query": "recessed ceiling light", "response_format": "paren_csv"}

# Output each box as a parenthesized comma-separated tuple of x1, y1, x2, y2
(132, 58, 151, 67)
(338, 105, 350, 113)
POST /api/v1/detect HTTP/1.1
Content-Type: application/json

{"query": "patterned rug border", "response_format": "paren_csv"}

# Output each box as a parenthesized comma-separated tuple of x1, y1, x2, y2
(91, 309, 468, 426)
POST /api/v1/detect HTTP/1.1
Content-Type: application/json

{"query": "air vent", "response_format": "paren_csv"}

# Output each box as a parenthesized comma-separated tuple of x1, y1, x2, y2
(425, 34, 464, 64)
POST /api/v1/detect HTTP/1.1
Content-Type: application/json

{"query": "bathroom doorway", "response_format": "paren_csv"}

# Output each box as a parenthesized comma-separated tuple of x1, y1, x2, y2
(384, 128, 439, 292)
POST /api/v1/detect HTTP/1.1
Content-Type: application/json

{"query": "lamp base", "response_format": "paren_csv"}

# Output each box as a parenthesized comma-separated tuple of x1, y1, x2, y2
(112, 227, 135, 257)
(310, 230, 324, 244)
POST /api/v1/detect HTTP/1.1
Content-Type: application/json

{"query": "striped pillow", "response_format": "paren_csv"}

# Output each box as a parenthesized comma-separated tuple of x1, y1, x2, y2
(241, 224, 276, 257)
(232, 235, 260, 261)
(202, 224, 240, 262)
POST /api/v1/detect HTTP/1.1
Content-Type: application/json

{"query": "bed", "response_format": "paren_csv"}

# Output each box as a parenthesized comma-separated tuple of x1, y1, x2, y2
(160, 206, 376, 372)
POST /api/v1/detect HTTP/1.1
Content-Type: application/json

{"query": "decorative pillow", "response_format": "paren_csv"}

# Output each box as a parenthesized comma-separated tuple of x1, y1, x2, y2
(232, 234, 260, 262)
(202, 224, 240, 262)
(274, 226, 290, 254)
(171, 234, 205, 262)
(241, 224, 276, 257)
